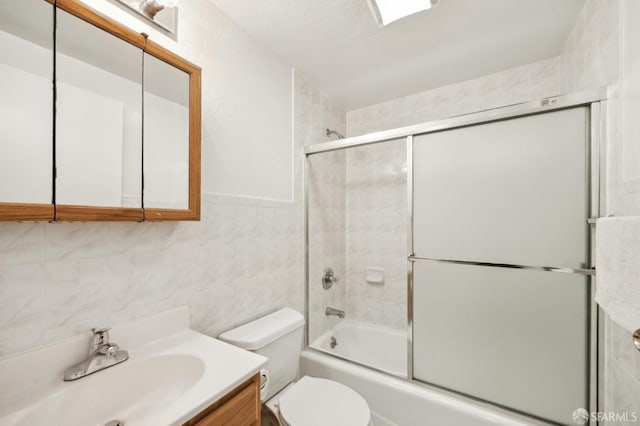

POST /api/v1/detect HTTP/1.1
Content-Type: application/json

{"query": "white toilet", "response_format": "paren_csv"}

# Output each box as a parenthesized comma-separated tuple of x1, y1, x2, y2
(219, 308, 372, 426)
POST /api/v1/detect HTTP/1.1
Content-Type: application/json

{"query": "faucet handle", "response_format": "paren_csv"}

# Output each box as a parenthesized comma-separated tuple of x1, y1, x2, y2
(96, 343, 119, 357)
(93, 327, 111, 338)
(90, 327, 111, 354)
(322, 268, 339, 289)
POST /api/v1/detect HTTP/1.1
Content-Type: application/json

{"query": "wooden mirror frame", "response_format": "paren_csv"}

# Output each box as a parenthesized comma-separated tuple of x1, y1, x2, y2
(0, 0, 201, 222)
(142, 40, 201, 222)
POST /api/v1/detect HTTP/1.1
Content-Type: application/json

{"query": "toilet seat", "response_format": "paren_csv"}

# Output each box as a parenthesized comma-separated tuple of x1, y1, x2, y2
(277, 376, 371, 426)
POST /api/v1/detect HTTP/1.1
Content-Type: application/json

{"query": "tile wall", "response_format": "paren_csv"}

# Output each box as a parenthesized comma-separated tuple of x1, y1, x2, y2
(307, 149, 347, 342)
(344, 140, 407, 330)
(0, 197, 300, 356)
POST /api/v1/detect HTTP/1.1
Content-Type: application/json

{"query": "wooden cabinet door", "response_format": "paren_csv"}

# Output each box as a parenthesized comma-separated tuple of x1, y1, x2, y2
(184, 374, 260, 426)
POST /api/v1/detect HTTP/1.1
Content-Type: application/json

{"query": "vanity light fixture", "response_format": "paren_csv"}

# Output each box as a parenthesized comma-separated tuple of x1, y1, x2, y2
(139, 0, 178, 19)
(367, 0, 439, 27)
(115, 0, 179, 34)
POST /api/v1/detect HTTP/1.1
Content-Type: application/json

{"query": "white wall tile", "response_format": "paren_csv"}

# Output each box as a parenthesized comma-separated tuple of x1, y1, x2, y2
(0, 223, 45, 266)
(0, 263, 46, 354)
(45, 223, 111, 261)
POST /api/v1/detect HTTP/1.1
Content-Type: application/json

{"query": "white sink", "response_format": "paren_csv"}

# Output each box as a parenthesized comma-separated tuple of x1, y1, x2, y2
(17, 355, 205, 426)
(0, 307, 268, 426)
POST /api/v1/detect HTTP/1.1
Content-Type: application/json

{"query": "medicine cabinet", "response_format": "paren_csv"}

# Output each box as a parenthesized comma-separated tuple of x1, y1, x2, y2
(0, 0, 201, 221)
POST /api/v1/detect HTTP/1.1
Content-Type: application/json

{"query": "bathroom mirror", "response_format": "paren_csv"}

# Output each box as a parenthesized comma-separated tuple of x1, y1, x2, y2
(0, 0, 54, 220)
(55, 4, 145, 221)
(143, 40, 201, 221)
(143, 52, 190, 211)
(0, 0, 200, 222)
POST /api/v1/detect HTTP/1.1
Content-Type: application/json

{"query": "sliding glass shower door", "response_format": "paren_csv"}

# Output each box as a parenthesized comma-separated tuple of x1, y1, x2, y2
(411, 107, 591, 424)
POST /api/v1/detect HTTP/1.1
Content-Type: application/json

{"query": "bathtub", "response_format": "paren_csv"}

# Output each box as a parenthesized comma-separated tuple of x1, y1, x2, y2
(311, 320, 407, 376)
(304, 321, 549, 426)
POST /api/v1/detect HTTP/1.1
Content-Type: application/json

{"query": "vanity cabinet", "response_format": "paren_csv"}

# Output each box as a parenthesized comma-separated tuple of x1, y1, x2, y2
(0, 0, 201, 222)
(184, 374, 261, 426)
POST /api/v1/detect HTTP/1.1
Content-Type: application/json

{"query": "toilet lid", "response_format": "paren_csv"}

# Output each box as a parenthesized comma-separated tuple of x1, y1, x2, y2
(278, 376, 370, 426)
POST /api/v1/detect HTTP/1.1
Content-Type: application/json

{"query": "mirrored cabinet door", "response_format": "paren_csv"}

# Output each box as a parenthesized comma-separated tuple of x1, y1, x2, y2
(0, 0, 54, 218)
(0, 0, 200, 222)
(55, 7, 143, 218)
(143, 52, 190, 210)
(143, 41, 200, 221)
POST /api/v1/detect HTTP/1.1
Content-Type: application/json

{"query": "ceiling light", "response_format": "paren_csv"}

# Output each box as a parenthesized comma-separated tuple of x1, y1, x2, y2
(367, 0, 439, 27)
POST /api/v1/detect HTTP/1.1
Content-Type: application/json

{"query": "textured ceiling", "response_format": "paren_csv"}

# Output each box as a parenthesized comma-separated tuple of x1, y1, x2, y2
(209, 0, 585, 109)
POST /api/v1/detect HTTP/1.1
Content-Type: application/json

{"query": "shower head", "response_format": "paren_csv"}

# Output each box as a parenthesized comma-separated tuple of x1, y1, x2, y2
(326, 128, 345, 140)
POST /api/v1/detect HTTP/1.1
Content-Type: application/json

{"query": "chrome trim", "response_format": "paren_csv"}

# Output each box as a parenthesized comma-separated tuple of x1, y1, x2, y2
(303, 152, 310, 347)
(406, 135, 414, 380)
(409, 256, 596, 276)
(325, 306, 346, 319)
(598, 100, 608, 421)
(589, 100, 605, 423)
(63, 328, 129, 381)
(305, 89, 608, 155)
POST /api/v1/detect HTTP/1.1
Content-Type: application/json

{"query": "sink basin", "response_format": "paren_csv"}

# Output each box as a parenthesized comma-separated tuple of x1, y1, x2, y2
(16, 354, 205, 426)
(0, 308, 267, 426)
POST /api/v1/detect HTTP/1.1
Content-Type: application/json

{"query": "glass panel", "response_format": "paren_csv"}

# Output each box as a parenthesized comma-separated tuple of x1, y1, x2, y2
(0, 0, 53, 204)
(56, 10, 143, 207)
(412, 261, 589, 424)
(307, 138, 408, 376)
(413, 107, 589, 269)
(143, 53, 190, 210)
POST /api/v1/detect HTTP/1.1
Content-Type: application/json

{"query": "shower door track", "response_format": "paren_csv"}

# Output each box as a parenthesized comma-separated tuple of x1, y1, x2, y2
(303, 87, 608, 425)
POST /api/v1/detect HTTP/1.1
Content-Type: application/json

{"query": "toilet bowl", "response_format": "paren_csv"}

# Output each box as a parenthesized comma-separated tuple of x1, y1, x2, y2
(274, 376, 371, 426)
(219, 308, 372, 426)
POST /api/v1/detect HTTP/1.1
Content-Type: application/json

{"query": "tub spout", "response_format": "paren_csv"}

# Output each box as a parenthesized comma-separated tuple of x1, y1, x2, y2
(325, 307, 345, 319)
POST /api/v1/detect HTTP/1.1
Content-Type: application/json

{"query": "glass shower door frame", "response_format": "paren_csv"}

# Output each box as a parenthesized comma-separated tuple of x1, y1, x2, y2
(304, 88, 607, 424)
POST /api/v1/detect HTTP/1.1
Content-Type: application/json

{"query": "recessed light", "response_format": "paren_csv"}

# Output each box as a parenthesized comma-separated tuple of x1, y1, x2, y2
(367, 0, 439, 27)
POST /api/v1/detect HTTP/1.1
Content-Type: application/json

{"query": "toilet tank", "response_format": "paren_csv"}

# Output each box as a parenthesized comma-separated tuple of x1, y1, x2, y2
(219, 308, 305, 400)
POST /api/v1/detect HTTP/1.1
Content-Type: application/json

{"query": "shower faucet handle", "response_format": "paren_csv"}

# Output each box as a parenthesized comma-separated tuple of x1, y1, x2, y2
(322, 268, 339, 290)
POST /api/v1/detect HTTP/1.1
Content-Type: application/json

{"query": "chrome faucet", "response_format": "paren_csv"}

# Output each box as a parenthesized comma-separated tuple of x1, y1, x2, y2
(63, 328, 129, 381)
(325, 307, 345, 319)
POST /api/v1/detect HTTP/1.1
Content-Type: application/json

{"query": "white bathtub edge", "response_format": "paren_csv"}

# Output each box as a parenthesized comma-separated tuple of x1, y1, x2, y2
(300, 350, 552, 426)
